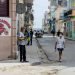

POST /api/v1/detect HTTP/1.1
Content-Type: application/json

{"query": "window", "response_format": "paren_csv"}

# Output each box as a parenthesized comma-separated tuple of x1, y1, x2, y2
(58, 0, 62, 6)
(0, 0, 9, 17)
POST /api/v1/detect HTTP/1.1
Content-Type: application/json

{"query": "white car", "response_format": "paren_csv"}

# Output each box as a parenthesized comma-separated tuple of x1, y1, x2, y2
(35, 30, 43, 38)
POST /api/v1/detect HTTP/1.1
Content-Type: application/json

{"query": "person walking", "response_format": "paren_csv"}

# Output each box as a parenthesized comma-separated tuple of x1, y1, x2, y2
(51, 29, 55, 37)
(19, 27, 28, 62)
(30, 29, 33, 45)
(57, 30, 61, 37)
(55, 32, 65, 62)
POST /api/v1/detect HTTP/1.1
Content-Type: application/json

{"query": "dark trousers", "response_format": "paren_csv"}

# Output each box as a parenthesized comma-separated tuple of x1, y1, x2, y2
(19, 45, 26, 62)
(30, 37, 32, 45)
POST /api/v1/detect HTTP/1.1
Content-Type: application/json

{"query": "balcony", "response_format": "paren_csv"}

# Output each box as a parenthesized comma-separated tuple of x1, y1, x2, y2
(24, 0, 33, 11)
(30, 13, 34, 21)
(24, 0, 33, 5)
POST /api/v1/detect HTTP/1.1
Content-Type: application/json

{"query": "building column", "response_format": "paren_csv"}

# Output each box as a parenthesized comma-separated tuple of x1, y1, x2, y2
(9, 0, 17, 58)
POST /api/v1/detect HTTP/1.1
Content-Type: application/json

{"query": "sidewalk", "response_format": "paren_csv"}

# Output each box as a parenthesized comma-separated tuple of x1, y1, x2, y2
(0, 38, 40, 63)
(0, 38, 75, 75)
(0, 38, 43, 75)
(0, 38, 65, 75)
(26, 38, 40, 63)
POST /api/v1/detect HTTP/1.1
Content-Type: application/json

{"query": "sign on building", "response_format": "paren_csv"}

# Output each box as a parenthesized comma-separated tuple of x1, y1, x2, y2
(0, 17, 11, 36)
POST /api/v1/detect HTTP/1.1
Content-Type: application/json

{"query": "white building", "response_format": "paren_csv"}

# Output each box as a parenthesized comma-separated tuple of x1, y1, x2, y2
(42, 11, 50, 33)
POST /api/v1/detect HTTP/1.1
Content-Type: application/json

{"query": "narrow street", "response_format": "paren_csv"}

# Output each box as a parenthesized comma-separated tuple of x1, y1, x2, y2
(37, 34, 75, 67)
(0, 0, 75, 75)
(0, 35, 75, 75)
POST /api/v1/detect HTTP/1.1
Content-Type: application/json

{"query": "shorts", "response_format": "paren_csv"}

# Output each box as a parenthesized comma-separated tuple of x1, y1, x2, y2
(57, 48, 64, 52)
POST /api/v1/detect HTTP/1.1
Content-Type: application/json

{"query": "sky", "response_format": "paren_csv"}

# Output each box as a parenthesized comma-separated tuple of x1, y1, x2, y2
(33, 0, 49, 29)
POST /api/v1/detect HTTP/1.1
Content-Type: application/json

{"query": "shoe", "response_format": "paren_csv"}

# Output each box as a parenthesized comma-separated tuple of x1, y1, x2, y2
(59, 59, 62, 62)
(23, 61, 29, 62)
(20, 60, 22, 62)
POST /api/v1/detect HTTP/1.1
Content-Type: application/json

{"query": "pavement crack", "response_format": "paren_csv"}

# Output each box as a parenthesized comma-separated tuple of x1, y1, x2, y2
(35, 38, 50, 63)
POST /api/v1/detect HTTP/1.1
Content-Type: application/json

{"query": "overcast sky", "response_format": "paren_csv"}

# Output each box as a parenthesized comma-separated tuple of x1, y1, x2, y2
(33, 0, 49, 29)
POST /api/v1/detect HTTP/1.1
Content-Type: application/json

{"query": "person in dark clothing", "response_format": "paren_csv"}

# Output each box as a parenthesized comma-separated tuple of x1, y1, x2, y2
(19, 45, 26, 62)
(57, 30, 61, 37)
(24, 29, 28, 36)
(51, 29, 55, 36)
(27, 31, 30, 45)
(30, 29, 33, 45)
(24, 29, 30, 46)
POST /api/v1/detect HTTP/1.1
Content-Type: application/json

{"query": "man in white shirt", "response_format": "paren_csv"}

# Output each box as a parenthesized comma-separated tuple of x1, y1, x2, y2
(55, 32, 65, 62)
(19, 27, 27, 62)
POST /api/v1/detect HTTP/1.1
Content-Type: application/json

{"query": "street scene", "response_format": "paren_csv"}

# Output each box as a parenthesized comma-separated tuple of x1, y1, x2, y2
(0, 0, 75, 75)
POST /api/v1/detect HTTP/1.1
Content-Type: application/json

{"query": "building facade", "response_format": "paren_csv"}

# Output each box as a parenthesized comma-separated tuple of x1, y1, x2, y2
(59, 0, 75, 40)
(42, 11, 50, 33)
(55, 0, 75, 40)
(64, 9, 75, 40)
(0, 0, 34, 60)
(17, 0, 34, 31)
(0, 0, 16, 60)
(49, 0, 71, 33)
(55, 6, 66, 32)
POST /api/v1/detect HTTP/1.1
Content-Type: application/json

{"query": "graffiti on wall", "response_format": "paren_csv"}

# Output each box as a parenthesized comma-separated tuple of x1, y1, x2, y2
(0, 17, 11, 36)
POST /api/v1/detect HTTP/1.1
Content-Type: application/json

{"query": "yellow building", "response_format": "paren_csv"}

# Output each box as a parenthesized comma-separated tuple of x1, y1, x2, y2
(55, 6, 65, 32)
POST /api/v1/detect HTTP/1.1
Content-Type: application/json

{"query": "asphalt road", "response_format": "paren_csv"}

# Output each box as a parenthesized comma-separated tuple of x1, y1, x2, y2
(0, 35, 75, 75)
(37, 34, 75, 67)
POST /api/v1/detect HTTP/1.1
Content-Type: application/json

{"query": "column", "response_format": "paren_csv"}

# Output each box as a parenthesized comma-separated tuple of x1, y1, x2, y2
(9, 0, 17, 58)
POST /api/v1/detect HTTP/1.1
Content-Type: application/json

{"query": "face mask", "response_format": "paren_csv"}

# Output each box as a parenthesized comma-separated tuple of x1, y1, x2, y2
(59, 34, 62, 37)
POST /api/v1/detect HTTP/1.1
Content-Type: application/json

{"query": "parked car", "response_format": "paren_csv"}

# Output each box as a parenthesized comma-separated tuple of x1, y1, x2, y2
(35, 30, 43, 38)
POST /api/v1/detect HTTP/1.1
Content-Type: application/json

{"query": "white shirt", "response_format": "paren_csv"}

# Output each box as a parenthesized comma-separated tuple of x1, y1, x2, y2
(19, 32, 26, 45)
(56, 36, 65, 49)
